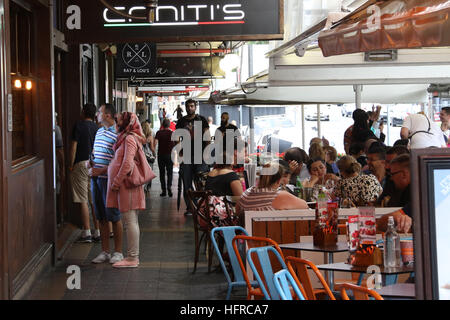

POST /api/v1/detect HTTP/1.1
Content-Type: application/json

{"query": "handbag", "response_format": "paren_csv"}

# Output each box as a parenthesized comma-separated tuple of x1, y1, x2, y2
(143, 143, 155, 164)
(124, 135, 156, 188)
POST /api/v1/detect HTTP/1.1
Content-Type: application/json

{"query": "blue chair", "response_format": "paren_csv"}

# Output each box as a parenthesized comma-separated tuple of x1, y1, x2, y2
(273, 269, 306, 300)
(210, 226, 258, 300)
(246, 246, 289, 300)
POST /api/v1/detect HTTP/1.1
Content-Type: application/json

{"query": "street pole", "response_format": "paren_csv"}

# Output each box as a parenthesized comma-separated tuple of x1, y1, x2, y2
(301, 104, 305, 150)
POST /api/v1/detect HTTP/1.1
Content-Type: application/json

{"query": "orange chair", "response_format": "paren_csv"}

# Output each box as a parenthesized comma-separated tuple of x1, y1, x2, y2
(232, 235, 286, 300)
(340, 283, 384, 300)
(286, 256, 336, 300)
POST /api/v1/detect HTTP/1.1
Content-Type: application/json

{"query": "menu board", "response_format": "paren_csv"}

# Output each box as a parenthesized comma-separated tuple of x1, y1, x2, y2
(358, 207, 377, 245)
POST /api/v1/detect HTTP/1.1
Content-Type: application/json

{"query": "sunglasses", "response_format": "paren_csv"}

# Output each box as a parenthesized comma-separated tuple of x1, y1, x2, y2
(390, 170, 403, 177)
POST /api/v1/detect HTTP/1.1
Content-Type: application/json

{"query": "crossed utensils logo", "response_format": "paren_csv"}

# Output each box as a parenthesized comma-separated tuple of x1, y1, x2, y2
(122, 43, 152, 69)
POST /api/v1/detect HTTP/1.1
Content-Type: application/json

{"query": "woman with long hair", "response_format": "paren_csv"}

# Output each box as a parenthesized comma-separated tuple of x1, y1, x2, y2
(106, 112, 146, 268)
(350, 109, 379, 146)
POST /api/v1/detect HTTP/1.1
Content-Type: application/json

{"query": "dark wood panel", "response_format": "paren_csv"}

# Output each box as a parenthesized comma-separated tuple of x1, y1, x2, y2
(267, 221, 282, 244)
(8, 160, 46, 281)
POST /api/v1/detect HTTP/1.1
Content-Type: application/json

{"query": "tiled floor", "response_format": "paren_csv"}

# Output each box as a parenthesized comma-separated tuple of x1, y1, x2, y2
(25, 169, 247, 300)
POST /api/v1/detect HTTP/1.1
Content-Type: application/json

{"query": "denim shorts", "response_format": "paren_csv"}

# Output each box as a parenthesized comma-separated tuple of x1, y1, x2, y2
(91, 177, 121, 222)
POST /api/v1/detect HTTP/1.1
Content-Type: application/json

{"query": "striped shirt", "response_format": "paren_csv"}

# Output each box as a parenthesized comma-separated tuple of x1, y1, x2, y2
(92, 125, 118, 179)
(237, 187, 281, 213)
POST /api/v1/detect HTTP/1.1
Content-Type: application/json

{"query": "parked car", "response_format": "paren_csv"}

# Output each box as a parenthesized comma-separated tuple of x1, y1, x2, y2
(305, 111, 330, 121)
(254, 115, 299, 154)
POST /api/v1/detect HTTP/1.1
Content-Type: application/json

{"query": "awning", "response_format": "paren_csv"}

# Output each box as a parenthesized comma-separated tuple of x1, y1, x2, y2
(318, 0, 450, 57)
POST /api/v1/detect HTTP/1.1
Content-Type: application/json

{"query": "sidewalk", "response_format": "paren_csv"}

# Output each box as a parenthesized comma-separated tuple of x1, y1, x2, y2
(25, 169, 247, 300)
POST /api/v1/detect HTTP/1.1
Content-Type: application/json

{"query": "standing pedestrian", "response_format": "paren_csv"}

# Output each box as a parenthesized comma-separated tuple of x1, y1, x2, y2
(175, 99, 210, 215)
(154, 118, 174, 197)
(106, 112, 146, 268)
(174, 104, 183, 121)
(69, 103, 100, 242)
(141, 121, 156, 192)
(89, 103, 124, 264)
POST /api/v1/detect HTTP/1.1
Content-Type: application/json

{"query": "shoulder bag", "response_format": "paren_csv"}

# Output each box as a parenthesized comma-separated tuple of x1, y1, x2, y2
(124, 135, 156, 188)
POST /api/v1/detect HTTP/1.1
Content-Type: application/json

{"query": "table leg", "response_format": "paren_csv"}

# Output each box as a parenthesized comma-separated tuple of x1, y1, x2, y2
(324, 252, 335, 292)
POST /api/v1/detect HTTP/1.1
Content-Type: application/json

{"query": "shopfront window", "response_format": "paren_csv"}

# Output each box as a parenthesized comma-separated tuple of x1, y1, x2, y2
(10, 1, 35, 161)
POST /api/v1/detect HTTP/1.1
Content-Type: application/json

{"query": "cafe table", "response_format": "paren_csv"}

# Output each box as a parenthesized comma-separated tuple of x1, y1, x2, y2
(374, 283, 415, 300)
(316, 262, 415, 287)
(279, 242, 349, 291)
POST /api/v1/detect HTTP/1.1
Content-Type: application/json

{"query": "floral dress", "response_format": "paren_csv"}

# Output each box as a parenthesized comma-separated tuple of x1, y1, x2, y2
(334, 174, 383, 206)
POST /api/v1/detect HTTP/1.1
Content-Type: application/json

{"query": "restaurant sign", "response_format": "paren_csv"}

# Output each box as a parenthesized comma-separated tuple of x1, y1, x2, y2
(115, 55, 225, 80)
(115, 43, 157, 79)
(64, 0, 283, 44)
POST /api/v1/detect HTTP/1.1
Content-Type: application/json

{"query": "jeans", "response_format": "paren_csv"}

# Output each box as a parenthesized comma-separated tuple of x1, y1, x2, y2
(157, 154, 173, 191)
(181, 162, 209, 208)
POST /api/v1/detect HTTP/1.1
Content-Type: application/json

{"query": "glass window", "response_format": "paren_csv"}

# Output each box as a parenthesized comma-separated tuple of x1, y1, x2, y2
(10, 2, 35, 161)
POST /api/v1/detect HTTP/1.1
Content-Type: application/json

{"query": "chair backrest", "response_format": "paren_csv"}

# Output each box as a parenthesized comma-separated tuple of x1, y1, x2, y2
(187, 190, 212, 230)
(247, 246, 288, 300)
(273, 269, 306, 301)
(286, 256, 336, 300)
(340, 283, 384, 300)
(232, 235, 286, 296)
(211, 226, 248, 285)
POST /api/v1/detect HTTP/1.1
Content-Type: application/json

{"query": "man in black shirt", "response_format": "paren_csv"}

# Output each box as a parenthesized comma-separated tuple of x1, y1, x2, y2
(175, 99, 210, 215)
(216, 112, 240, 137)
(376, 154, 412, 233)
(69, 103, 100, 242)
(173, 104, 183, 121)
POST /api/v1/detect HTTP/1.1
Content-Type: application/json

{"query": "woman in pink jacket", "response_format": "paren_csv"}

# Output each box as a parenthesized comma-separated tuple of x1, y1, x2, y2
(106, 112, 146, 268)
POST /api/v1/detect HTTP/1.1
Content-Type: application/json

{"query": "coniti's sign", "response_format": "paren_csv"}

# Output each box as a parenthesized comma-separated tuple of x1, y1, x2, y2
(64, 0, 284, 44)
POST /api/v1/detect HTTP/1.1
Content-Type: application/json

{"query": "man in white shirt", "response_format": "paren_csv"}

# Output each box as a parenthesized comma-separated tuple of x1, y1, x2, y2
(400, 112, 446, 149)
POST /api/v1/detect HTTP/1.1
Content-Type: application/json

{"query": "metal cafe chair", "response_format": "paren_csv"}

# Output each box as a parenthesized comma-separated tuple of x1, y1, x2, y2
(232, 235, 286, 300)
(247, 246, 289, 300)
(187, 190, 214, 273)
(273, 269, 306, 301)
(210, 226, 258, 300)
(286, 256, 336, 300)
(340, 283, 384, 300)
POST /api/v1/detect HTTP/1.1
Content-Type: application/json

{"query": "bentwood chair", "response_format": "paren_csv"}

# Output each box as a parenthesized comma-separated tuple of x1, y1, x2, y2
(340, 283, 384, 300)
(210, 226, 259, 299)
(286, 256, 336, 300)
(187, 190, 214, 273)
(232, 235, 286, 300)
(247, 246, 290, 300)
(273, 269, 306, 301)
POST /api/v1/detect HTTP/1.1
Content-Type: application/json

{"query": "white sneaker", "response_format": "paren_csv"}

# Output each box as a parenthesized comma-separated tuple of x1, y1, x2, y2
(92, 251, 111, 264)
(110, 252, 124, 264)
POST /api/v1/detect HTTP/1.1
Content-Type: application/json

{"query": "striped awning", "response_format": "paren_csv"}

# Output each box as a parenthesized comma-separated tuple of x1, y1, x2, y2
(318, 0, 450, 57)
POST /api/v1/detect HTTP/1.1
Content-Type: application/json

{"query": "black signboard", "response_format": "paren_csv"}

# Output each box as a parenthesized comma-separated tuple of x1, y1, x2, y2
(115, 56, 225, 80)
(115, 43, 157, 78)
(63, 0, 283, 44)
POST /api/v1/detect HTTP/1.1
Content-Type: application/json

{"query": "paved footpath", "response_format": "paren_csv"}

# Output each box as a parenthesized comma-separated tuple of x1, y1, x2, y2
(25, 168, 247, 300)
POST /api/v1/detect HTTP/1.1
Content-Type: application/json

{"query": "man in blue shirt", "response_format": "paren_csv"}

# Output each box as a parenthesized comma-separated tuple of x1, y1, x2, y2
(88, 103, 124, 264)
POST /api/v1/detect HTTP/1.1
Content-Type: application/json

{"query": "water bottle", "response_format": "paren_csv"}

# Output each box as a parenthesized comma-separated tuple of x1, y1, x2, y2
(296, 176, 303, 198)
(383, 216, 401, 269)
